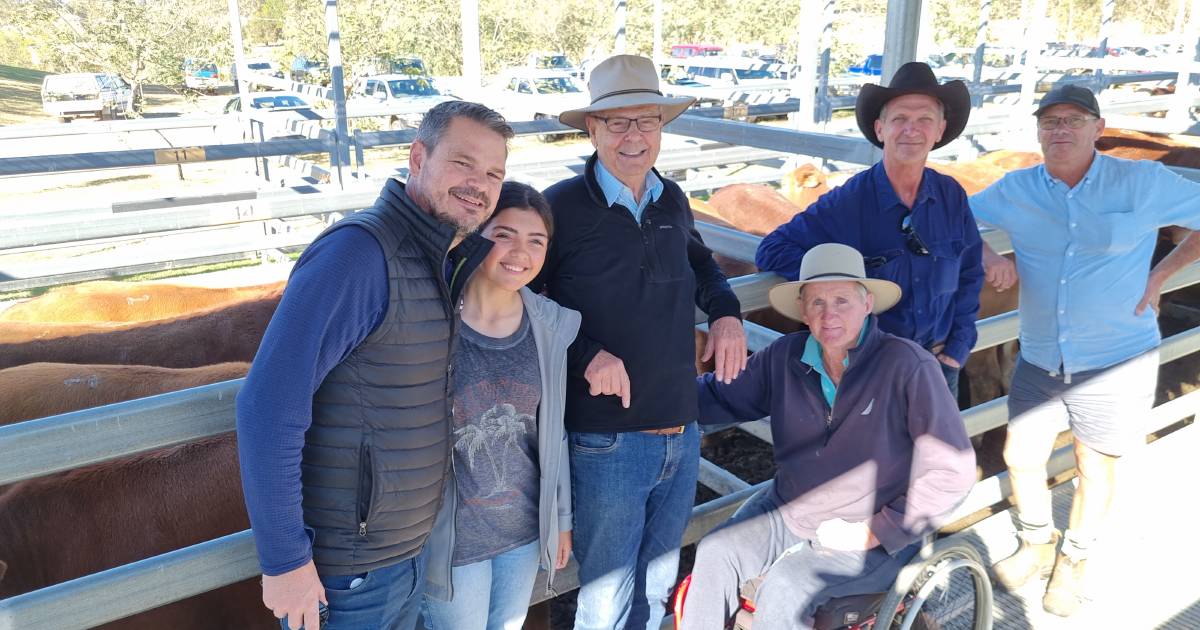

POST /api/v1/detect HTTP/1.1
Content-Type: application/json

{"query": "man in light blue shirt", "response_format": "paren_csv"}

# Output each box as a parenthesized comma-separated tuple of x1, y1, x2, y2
(971, 84, 1200, 617)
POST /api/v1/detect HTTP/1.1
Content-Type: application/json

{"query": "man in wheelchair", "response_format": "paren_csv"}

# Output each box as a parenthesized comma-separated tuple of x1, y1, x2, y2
(678, 244, 977, 629)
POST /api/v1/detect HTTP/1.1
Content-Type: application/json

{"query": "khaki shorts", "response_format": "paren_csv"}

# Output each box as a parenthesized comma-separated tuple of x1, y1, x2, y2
(1005, 350, 1158, 462)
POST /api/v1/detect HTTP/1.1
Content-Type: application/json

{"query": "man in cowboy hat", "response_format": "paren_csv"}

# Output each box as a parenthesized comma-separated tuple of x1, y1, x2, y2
(678, 243, 976, 630)
(970, 83, 1200, 616)
(530, 54, 747, 630)
(756, 62, 985, 400)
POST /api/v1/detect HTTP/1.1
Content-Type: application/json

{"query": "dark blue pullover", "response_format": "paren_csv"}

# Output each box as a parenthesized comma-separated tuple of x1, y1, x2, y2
(236, 226, 387, 575)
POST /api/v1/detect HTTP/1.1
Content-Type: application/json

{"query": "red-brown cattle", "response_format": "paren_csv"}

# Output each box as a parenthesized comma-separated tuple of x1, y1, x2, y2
(0, 281, 285, 324)
(708, 184, 803, 237)
(0, 362, 250, 426)
(689, 196, 759, 279)
(0, 288, 281, 370)
(778, 163, 831, 211)
(0, 433, 272, 629)
(1096, 127, 1200, 168)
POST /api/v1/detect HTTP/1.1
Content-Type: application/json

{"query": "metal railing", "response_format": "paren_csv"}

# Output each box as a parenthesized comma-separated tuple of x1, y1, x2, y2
(3, 224, 1200, 626)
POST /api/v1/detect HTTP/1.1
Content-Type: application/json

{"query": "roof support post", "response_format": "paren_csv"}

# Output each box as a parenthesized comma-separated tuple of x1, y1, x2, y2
(461, 0, 482, 89)
(324, 0, 349, 189)
(881, 0, 922, 84)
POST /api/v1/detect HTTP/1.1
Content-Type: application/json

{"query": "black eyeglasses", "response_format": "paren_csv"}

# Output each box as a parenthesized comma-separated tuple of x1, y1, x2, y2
(1037, 115, 1097, 131)
(591, 115, 663, 133)
(900, 212, 930, 256)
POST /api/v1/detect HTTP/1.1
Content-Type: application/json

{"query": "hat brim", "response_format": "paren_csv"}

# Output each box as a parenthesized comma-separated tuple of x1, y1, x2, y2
(559, 92, 696, 131)
(767, 277, 902, 322)
(855, 80, 971, 150)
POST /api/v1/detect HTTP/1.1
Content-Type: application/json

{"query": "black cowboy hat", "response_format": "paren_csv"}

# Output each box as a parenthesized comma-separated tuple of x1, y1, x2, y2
(855, 61, 971, 150)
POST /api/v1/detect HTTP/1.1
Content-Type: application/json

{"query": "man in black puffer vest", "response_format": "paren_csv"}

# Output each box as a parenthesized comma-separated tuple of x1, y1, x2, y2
(237, 101, 512, 630)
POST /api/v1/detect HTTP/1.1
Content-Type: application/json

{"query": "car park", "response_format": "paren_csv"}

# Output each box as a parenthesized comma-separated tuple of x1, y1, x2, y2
(290, 56, 331, 86)
(347, 74, 456, 129)
(491, 69, 588, 125)
(527, 52, 581, 78)
(238, 59, 285, 89)
(41, 72, 135, 121)
(847, 54, 883, 77)
(222, 91, 323, 140)
(183, 59, 222, 92)
(670, 44, 723, 58)
(356, 55, 428, 77)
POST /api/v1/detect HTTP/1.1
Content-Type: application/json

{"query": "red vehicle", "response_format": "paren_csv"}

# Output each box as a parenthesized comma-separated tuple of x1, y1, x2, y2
(671, 44, 723, 59)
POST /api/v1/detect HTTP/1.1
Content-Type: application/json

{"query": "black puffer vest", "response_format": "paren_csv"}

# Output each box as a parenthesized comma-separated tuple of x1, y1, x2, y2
(301, 179, 459, 575)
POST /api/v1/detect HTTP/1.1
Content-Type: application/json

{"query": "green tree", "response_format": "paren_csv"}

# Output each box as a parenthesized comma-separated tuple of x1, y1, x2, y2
(7, 0, 230, 90)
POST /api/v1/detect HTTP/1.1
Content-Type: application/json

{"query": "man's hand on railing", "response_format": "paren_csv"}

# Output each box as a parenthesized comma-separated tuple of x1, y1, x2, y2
(982, 244, 1017, 292)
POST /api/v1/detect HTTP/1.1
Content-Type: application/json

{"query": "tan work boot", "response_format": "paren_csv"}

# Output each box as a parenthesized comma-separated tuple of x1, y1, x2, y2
(991, 530, 1060, 591)
(1043, 552, 1087, 617)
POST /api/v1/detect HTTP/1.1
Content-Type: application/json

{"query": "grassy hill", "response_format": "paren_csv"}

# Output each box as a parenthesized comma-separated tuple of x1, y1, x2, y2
(0, 64, 49, 126)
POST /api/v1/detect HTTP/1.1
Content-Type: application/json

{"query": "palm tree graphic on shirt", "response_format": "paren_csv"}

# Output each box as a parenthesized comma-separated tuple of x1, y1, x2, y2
(454, 403, 534, 495)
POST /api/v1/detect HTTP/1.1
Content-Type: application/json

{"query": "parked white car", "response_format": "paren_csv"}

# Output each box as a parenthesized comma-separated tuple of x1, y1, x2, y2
(347, 74, 456, 129)
(223, 92, 323, 140)
(527, 52, 582, 78)
(41, 73, 135, 121)
(491, 69, 588, 124)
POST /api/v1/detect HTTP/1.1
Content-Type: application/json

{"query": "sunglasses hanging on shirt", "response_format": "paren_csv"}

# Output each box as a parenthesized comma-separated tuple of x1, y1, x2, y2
(899, 212, 930, 256)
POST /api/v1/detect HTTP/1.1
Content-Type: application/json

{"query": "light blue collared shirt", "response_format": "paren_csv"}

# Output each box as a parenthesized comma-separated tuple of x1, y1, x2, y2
(971, 153, 1200, 374)
(595, 158, 664, 223)
(800, 321, 870, 408)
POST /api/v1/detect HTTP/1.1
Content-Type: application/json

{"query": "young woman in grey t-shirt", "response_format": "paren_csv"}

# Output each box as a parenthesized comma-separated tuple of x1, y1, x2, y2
(422, 181, 580, 630)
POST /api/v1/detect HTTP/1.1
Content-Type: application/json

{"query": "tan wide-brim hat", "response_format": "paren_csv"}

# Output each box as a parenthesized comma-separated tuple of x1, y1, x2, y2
(559, 55, 695, 131)
(767, 243, 902, 322)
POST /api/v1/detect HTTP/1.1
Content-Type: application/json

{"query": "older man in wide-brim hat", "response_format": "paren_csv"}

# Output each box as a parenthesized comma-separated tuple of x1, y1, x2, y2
(678, 242, 976, 630)
(530, 54, 747, 630)
(755, 61, 986, 402)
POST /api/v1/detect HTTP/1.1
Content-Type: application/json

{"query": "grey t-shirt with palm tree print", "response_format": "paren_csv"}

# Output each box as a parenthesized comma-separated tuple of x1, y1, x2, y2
(451, 311, 541, 565)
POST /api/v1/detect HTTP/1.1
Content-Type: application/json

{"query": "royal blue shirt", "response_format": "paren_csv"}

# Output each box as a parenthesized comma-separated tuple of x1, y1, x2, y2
(756, 162, 985, 365)
(236, 226, 388, 575)
(971, 153, 1200, 374)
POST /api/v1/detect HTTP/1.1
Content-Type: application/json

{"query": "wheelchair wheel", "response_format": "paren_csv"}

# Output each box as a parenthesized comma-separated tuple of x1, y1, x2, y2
(874, 538, 993, 630)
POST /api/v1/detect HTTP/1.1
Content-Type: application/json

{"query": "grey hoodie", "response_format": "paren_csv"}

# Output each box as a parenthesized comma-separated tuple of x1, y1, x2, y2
(424, 286, 581, 601)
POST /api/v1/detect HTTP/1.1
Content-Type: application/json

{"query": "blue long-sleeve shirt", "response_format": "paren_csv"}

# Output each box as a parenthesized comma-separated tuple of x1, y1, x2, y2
(756, 162, 985, 365)
(971, 153, 1200, 374)
(236, 226, 388, 576)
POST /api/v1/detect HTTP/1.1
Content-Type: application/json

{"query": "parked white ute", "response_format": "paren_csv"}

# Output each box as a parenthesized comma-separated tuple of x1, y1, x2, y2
(347, 74, 456, 129)
(492, 69, 588, 125)
(41, 73, 135, 122)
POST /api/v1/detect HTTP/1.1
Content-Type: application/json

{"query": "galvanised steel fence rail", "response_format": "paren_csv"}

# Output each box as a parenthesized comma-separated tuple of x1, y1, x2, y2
(3, 235, 1200, 627)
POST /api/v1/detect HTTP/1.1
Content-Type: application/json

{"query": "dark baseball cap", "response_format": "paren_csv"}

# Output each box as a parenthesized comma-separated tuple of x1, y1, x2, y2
(1033, 83, 1101, 117)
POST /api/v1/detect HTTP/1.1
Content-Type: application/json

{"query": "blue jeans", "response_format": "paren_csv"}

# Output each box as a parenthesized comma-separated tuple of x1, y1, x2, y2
(939, 360, 960, 402)
(569, 424, 701, 630)
(420, 540, 541, 630)
(283, 550, 428, 630)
